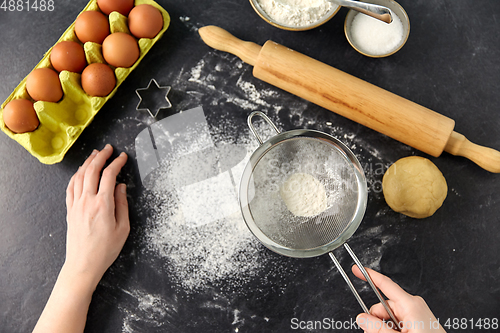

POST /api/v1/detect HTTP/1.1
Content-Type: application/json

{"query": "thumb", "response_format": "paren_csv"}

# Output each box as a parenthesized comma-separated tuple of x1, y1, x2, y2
(115, 183, 130, 232)
(357, 314, 399, 333)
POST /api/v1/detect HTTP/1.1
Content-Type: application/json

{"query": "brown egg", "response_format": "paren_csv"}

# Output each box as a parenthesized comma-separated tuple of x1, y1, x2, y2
(81, 63, 116, 97)
(26, 68, 63, 102)
(2, 99, 39, 133)
(102, 32, 139, 68)
(75, 10, 110, 44)
(50, 41, 87, 73)
(97, 0, 134, 16)
(128, 4, 163, 39)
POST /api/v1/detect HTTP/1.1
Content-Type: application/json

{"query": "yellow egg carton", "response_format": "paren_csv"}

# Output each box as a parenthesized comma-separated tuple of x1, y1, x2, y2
(0, 0, 170, 164)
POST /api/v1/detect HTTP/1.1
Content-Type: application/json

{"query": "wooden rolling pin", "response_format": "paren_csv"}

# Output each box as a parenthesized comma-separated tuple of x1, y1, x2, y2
(199, 25, 500, 173)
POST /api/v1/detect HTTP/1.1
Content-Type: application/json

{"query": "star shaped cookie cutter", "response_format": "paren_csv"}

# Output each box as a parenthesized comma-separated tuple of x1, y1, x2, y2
(135, 79, 172, 119)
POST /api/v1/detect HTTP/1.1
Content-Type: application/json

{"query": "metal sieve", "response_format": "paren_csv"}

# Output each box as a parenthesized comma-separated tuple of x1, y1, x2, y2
(239, 111, 399, 326)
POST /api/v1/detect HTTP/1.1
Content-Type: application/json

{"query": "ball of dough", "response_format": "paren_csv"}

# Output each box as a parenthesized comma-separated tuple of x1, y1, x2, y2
(382, 156, 447, 219)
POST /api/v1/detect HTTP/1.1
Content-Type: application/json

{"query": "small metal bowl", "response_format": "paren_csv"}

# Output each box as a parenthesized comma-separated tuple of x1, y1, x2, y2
(249, 0, 341, 31)
(344, 0, 409, 57)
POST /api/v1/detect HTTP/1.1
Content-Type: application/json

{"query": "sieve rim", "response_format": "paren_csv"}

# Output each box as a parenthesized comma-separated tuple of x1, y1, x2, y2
(239, 129, 368, 258)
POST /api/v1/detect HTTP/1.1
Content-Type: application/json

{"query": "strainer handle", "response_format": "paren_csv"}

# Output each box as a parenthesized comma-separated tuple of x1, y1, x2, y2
(330, 243, 401, 331)
(247, 111, 280, 145)
(343, 243, 400, 329)
(329, 252, 370, 314)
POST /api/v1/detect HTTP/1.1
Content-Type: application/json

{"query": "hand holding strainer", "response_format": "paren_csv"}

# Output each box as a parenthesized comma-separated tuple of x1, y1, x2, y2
(239, 111, 399, 329)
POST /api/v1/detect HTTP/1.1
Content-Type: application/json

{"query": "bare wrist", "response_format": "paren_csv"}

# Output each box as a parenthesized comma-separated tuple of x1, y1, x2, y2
(58, 264, 100, 298)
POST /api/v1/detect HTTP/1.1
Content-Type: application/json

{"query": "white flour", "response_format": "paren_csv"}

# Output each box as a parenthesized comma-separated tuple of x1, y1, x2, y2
(280, 173, 327, 217)
(140, 114, 280, 291)
(119, 287, 173, 331)
(256, 0, 336, 27)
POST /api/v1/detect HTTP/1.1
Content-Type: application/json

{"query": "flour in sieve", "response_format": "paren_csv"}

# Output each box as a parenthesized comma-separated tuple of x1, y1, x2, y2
(280, 173, 327, 217)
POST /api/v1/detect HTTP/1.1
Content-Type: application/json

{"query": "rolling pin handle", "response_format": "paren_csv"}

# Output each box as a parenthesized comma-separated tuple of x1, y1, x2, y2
(445, 131, 500, 173)
(198, 26, 262, 66)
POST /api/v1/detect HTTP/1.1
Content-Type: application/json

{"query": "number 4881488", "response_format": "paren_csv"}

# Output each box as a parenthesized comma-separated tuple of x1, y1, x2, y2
(0, 0, 55, 11)
(444, 318, 498, 330)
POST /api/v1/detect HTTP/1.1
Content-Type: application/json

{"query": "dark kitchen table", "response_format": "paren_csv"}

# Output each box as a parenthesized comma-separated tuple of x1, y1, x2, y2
(1, 1, 499, 332)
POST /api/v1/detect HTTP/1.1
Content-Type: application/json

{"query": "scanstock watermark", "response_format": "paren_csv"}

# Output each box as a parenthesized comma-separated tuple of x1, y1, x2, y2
(266, 159, 389, 194)
(290, 317, 359, 330)
(290, 317, 447, 330)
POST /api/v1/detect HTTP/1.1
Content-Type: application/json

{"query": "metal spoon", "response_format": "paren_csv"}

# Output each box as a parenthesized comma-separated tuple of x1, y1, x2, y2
(330, 0, 392, 23)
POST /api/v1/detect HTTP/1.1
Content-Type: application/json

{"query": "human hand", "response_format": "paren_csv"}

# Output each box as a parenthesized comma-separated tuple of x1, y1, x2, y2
(64, 144, 130, 288)
(353, 265, 446, 333)
(32, 145, 129, 333)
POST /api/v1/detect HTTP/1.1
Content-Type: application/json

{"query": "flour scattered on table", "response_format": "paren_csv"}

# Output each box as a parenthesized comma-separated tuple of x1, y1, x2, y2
(139, 116, 280, 292)
(119, 287, 176, 331)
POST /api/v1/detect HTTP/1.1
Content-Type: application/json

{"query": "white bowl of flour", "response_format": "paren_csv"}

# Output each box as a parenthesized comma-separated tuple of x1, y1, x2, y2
(250, 0, 341, 31)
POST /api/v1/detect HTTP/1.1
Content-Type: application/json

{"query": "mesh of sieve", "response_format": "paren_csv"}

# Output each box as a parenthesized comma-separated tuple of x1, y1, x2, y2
(240, 119, 367, 258)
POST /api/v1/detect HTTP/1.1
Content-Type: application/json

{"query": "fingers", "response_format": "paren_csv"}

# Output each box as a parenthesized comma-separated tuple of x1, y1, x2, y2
(369, 301, 396, 321)
(83, 144, 114, 195)
(352, 265, 412, 303)
(66, 174, 75, 210)
(70, 145, 127, 203)
(73, 149, 99, 200)
(357, 314, 399, 333)
(98, 152, 128, 196)
(114, 183, 130, 234)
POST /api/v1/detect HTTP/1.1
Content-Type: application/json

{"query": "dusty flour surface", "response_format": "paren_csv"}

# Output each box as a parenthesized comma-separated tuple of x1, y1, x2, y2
(138, 113, 280, 292)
